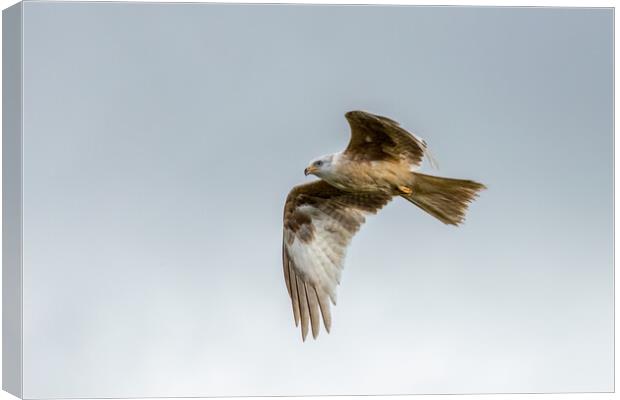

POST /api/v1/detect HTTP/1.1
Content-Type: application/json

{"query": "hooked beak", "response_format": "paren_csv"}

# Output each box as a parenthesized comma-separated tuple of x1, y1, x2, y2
(304, 165, 318, 176)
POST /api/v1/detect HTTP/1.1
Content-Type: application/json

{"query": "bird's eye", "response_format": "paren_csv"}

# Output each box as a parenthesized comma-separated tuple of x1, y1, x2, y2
(316, 160, 323, 166)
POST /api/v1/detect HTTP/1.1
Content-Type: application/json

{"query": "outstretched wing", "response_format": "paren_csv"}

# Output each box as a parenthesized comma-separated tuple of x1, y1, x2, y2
(344, 110, 437, 168)
(282, 180, 392, 340)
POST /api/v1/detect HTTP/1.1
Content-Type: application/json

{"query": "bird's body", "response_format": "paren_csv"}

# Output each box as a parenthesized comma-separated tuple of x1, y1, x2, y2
(282, 110, 485, 341)
(319, 153, 415, 193)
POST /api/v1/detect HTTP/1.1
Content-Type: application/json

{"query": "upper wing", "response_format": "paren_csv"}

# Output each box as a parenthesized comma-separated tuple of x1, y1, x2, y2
(282, 180, 392, 340)
(344, 110, 436, 168)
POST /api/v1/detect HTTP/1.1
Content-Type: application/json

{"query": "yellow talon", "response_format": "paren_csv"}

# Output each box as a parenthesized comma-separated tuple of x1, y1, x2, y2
(399, 186, 413, 195)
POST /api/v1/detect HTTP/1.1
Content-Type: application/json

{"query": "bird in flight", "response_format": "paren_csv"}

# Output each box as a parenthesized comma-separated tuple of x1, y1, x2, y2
(282, 110, 485, 341)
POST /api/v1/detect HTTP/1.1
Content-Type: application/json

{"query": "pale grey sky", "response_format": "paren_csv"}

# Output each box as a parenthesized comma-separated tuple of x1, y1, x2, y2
(19, 2, 612, 397)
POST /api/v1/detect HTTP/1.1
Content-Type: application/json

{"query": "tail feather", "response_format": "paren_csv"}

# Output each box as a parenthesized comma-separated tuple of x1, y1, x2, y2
(402, 172, 486, 226)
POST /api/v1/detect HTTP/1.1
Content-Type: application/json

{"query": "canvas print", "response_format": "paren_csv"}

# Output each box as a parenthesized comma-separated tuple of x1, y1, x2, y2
(2, 2, 613, 398)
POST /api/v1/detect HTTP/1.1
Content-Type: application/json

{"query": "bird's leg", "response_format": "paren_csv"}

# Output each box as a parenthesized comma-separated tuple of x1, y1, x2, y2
(398, 185, 413, 195)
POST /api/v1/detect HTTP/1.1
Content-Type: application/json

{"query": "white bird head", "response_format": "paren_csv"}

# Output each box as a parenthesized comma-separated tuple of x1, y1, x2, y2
(304, 154, 336, 178)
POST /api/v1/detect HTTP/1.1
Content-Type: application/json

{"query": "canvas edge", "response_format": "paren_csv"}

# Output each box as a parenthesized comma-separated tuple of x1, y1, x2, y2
(3, 2, 23, 399)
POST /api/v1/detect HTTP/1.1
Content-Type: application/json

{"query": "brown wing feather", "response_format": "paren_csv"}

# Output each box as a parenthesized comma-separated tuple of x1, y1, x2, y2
(288, 260, 300, 327)
(305, 282, 321, 339)
(344, 110, 430, 166)
(282, 180, 391, 341)
(315, 286, 332, 333)
(296, 274, 310, 341)
(282, 243, 291, 297)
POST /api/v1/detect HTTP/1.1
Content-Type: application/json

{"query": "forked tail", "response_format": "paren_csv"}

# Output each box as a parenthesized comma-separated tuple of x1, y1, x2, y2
(402, 172, 486, 226)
